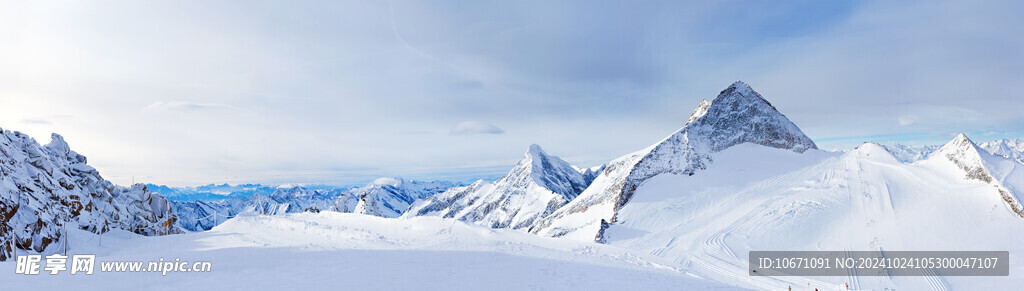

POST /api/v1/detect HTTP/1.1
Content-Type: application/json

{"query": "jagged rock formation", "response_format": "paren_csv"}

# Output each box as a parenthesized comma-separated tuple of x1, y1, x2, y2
(529, 81, 818, 241)
(405, 145, 590, 229)
(0, 129, 177, 261)
(685, 99, 712, 126)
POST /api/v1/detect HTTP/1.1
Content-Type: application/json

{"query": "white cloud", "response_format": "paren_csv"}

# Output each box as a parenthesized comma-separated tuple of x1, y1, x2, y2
(449, 121, 504, 135)
(372, 177, 401, 186)
(898, 116, 916, 126)
(21, 118, 53, 125)
(142, 101, 250, 113)
(2, 1, 1019, 186)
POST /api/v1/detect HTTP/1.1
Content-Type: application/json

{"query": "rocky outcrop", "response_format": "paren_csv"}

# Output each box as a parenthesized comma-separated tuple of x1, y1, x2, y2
(0, 129, 178, 260)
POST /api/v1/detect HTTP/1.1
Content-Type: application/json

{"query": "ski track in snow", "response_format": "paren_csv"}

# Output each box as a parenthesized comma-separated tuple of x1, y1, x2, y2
(689, 158, 839, 290)
(605, 141, 1024, 290)
(920, 267, 951, 291)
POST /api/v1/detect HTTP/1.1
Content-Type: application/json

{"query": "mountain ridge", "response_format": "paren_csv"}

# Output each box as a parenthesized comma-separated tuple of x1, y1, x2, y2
(530, 81, 819, 241)
(405, 144, 591, 229)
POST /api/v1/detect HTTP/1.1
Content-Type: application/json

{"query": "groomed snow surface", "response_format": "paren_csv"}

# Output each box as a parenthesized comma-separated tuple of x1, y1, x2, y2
(605, 143, 1024, 290)
(0, 213, 730, 290)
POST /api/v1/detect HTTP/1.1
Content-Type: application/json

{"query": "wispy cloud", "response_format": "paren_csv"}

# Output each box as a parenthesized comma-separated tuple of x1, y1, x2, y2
(21, 118, 53, 125)
(449, 121, 504, 135)
(3, 1, 1019, 186)
(142, 101, 251, 113)
(898, 116, 916, 126)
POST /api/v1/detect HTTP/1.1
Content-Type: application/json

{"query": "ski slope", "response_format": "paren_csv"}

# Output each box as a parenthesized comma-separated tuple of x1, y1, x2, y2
(603, 143, 1024, 290)
(0, 213, 731, 290)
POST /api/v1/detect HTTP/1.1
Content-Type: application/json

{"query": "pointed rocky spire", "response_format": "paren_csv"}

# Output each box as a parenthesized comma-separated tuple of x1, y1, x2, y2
(685, 99, 712, 126)
(514, 144, 587, 200)
(531, 81, 821, 241)
(933, 133, 994, 183)
(685, 81, 817, 153)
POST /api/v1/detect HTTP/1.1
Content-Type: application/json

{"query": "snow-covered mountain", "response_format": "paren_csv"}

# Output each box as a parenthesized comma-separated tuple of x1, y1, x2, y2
(576, 164, 607, 186)
(931, 134, 1024, 217)
(529, 81, 817, 241)
(594, 133, 1024, 289)
(351, 178, 456, 218)
(881, 143, 941, 163)
(146, 183, 279, 202)
(881, 138, 1024, 165)
(405, 144, 590, 229)
(171, 179, 456, 231)
(979, 138, 1024, 165)
(173, 186, 341, 231)
(0, 129, 178, 261)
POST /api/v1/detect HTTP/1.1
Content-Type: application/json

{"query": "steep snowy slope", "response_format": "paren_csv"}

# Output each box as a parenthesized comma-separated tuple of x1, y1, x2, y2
(923, 134, 1024, 217)
(0, 129, 177, 261)
(600, 136, 1024, 290)
(530, 81, 817, 241)
(405, 145, 589, 229)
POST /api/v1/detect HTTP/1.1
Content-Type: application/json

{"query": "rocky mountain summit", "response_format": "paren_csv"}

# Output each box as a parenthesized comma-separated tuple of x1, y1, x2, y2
(530, 81, 818, 241)
(0, 129, 177, 260)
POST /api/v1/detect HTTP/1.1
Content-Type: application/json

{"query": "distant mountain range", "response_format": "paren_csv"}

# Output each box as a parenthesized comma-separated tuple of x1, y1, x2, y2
(884, 139, 1024, 164)
(145, 183, 351, 202)
(170, 178, 458, 231)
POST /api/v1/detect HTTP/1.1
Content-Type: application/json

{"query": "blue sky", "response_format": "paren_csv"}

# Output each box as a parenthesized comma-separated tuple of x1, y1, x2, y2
(1, 0, 1021, 186)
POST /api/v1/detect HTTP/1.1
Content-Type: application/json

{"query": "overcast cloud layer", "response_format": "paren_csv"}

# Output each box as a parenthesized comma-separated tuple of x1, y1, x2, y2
(1, 0, 1021, 186)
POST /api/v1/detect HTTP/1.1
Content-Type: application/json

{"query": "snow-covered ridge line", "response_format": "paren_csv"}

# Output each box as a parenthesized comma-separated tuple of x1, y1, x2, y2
(0, 128, 177, 261)
(529, 81, 818, 242)
(172, 178, 457, 231)
(405, 144, 592, 230)
(929, 134, 1024, 217)
(882, 138, 1024, 165)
